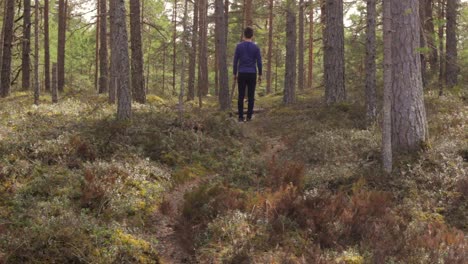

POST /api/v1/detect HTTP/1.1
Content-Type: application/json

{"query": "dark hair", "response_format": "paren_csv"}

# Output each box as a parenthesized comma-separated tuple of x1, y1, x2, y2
(244, 27, 254, 39)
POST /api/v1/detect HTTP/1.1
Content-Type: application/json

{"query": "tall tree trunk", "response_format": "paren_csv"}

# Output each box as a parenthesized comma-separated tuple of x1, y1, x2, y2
(419, 0, 427, 87)
(0, 0, 15, 97)
(323, 0, 346, 104)
(215, 0, 230, 111)
(57, 0, 67, 92)
(197, 0, 208, 102)
(391, 0, 428, 152)
(214, 51, 219, 96)
(110, 0, 132, 120)
(44, 0, 50, 92)
(172, 0, 177, 95)
(99, 0, 108, 94)
(108, 0, 116, 103)
(187, 0, 198, 101)
(308, 1, 314, 90)
(438, 0, 445, 92)
(298, 0, 305, 91)
(382, 0, 392, 174)
(266, 0, 273, 94)
(130, 0, 146, 103)
(33, 0, 39, 104)
(22, 0, 31, 91)
(179, 0, 188, 118)
(445, 0, 458, 88)
(425, 0, 438, 74)
(245, 0, 253, 27)
(284, 0, 296, 104)
(95, 0, 99, 92)
(162, 46, 166, 95)
(52, 63, 58, 103)
(365, 0, 377, 125)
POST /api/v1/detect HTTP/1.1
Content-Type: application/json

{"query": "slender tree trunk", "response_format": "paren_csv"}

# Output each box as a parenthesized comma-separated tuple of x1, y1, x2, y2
(284, 0, 296, 104)
(99, 0, 108, 94)
(245, 0, 253, 27)
(57, 0, 67, 92)
(420, 0, 427, 87)
(95, 0, 99, 92)
(425, 0, 438, 74)
(298, 0, 305, 91)
(391, 0, 428, 152)
(445, 0, 458, 88)
(323, 0, 346, 104)
(0, 0, 15, 97)
(52, 63, 58, 103)
(266, 0, 273, 94)
(33, 0, 39, 104)
(438, 0, 445, 92)
(308, 1, 314, 90)
(187, 0, 198, 101)
(214, 51, 219, 96)
(162, 46, 166, 95)
(172, 0, 177, 95)
(382, 0, 392, 174)
(108, 0, 116, 103)
(130, 0, 146, 103)
(22, 0, 31, 91)
(365, 0, 377, 125)
(215, 0, 230, 110)
(179, 0, 188, 118)
(44, 0, 50, 92)
(110, 0, 132, 120)
(197, 0, 208, 102)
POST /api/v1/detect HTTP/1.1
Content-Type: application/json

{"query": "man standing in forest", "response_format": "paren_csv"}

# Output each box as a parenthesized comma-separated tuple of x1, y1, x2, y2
(233, 27, 263, 122)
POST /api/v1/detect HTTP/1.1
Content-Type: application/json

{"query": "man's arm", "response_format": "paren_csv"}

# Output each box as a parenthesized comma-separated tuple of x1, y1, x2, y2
(233, 44, 240, 78)
(257, 47, 263, 82)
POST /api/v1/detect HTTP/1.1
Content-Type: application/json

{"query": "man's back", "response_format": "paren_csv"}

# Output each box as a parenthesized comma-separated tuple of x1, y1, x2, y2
(233, 41, 262, 75)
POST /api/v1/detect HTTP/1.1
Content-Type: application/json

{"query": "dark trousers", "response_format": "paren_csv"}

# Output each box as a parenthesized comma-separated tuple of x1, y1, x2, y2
(238, 72, 256, 119)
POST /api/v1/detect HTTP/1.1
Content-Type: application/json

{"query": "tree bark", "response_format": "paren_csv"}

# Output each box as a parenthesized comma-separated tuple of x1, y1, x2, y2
(245, 0, 253, 27)
(365, 0, 377, 125)
(284, 0, 296, 104)
(179, 0, 188, 118)
(323, 0, 346, 104)
(22, 0, 31, 91)
(99, 0, 108, 94)
(197, 0, 208, 101)
(215, 0, 230, 111)
(44, 0, 50, 92)
(57, 0, 67, 92)
(172, 0, 177, 95)
(33, 0, 39, 104)
(438, 0, 445, 91)
(0, 0, 14, 97)
(308, 0, 314, 90)
(95, 0, 99, 92)
(110, 0, 132, 120)
(424, 0, 438, 74)
(108, 0, 116, 103)
(298, 0, 305, 91)
(419, 0, 427, 87)
(52, 63, 58, 103)
(390, 0, 428, 153)
(445, 0, 458, 88)
(266, 0, 274, 94)
(130, 0, 146, 103)
(382, 0, 392, 174)
(187, 0, 198, 101)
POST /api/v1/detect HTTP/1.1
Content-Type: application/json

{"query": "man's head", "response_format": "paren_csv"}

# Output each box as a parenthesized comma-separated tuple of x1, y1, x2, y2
(244, 27, 254, 39)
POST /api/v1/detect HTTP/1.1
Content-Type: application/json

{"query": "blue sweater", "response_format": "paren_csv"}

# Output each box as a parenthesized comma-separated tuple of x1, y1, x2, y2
(233, 41, 263, 76)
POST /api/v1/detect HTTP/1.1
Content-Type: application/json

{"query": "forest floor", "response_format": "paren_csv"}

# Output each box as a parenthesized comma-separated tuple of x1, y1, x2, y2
(0, 89, 467, 263)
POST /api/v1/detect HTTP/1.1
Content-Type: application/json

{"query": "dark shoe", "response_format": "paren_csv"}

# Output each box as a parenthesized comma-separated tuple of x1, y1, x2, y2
(238, 117, 245, 123)
(246, 117, 252, 122)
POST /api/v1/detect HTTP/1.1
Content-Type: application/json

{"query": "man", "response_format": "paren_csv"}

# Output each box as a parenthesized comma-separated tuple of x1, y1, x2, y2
(233, 27, 263, 122)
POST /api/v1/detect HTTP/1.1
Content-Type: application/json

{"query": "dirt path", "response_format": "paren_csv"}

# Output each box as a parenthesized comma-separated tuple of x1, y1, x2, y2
(152, 175, 215, 263)
(151, 113, 286, 263)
